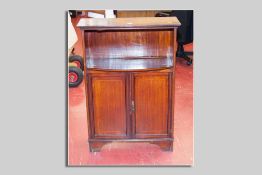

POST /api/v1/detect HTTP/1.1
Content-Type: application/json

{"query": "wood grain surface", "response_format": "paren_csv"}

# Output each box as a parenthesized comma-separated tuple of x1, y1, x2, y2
(77, 17, 181, 29)
(79, 17, 179, 151)
(84, 29, 174, 60)
(89, 73, 128, 138)
(133, 72, 171, 137)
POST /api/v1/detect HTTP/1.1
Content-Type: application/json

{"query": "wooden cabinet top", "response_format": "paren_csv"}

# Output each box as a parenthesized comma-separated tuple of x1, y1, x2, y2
(77, 17, 181, 30)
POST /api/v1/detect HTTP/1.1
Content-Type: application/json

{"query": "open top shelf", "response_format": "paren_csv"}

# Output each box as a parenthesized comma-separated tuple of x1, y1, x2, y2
(86, 56, 173, 71)
(79, 17, 178, 71)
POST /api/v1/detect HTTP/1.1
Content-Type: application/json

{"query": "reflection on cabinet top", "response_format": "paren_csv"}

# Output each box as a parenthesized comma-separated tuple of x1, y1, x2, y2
(77, 17, 181, 30)
(86, 57, 173, 71)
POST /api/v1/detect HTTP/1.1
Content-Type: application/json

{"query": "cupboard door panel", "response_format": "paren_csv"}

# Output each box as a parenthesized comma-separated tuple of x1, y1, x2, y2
(90, 73, 127, 138)
(133, 72, 171, 137)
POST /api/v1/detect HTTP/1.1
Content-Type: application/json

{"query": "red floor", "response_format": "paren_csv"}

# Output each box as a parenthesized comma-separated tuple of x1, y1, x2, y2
(68, 17, 193, 166)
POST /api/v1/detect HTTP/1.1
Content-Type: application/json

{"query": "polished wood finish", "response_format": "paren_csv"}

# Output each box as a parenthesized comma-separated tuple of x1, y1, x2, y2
(86, 57, 173, 71)
(116, 10, 160, 18)
(77, 17, 181, 29)
(133, 72, 171, 138)
(84, 29, 173, 59)
(78, 17, 180, 152)
(88, 73, 127, 138)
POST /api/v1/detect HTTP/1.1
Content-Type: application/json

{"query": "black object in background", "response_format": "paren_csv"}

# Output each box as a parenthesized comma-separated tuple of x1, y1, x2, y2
(69, 10, 82, 18)
(156, 10, 193, 65)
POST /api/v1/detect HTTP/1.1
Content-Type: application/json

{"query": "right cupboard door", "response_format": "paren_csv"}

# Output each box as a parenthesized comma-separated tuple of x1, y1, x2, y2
(132, 72, 172, 138)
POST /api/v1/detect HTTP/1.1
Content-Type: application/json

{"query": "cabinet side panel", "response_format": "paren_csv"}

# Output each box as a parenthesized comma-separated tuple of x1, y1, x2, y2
(134, 73, 169, 136)
(91, 75, 127, 137)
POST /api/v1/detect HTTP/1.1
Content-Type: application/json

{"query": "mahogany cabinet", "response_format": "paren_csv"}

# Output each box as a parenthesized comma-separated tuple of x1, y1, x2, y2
(77, 17, 181, 152)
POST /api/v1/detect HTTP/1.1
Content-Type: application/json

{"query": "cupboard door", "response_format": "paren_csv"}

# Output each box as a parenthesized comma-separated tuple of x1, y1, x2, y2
(132, 72, 171, 138)
(88, 73, 128, 138)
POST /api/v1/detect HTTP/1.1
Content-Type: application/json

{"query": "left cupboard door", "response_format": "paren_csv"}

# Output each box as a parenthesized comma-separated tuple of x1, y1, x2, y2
(87, 73, 129, 139)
